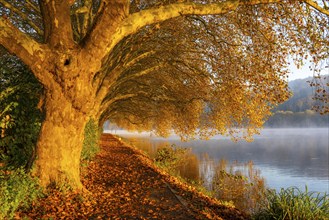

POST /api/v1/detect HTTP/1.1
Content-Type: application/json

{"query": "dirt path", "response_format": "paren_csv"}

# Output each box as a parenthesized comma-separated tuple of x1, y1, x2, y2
(20, 134, 249, 219)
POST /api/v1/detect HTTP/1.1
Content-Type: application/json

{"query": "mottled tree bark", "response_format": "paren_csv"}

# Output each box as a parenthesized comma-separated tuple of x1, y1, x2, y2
(35, 90, 88, 188)
(32, 62, 97, 188)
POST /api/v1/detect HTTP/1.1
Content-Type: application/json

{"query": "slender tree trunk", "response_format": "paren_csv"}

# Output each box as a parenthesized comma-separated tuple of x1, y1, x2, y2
(34, 89, 89, 189)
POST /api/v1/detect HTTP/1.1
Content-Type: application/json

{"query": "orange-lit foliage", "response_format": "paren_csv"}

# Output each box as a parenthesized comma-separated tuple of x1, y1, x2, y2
(107, 1, 329, 140)
(1, 0, 328, 187)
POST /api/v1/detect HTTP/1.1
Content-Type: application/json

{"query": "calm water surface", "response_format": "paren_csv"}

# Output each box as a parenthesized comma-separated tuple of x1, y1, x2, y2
(107, 128, 329, 194)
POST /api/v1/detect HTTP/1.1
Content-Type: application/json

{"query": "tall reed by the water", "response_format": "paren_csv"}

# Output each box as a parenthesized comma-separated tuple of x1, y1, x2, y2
(211, 160, 267, 214)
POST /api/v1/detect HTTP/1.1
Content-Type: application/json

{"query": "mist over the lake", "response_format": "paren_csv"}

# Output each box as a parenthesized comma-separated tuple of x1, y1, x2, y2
(109, 127, 329, 194)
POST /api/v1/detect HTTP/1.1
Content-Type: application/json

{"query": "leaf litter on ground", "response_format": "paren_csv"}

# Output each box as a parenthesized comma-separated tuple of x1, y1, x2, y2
(18, 134, 249, 219)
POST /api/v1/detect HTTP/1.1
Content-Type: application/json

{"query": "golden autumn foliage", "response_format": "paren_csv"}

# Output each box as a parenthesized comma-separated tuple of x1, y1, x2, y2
(0, 0, 328, 187)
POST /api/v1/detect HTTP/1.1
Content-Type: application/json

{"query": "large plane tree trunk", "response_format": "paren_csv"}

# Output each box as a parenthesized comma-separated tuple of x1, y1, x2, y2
(29, 45, 120, 188)
(34, 89, 89, 188)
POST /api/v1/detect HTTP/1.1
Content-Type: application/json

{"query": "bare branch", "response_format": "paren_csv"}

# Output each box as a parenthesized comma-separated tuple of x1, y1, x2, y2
(26, 0, 41, 13)
(94, 50, 156, 102)
(322, 0, 328, 9)
(98, 63, 166, 105)
(116, 64, 165, 85)
(0, 0, 43, 36)
(71, 0, 94, 40)
(81, 0, 93, 38)
(98, 92, 143, 119)
(123, 50, 156, 70)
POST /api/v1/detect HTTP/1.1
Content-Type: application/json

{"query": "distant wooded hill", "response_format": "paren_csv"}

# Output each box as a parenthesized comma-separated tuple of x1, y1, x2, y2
(265, 75, 329, 127)
(276, 75, 328, 112)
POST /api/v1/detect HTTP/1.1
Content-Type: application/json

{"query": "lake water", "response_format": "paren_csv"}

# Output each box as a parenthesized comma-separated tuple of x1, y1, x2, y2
(105, 128, 329, 194)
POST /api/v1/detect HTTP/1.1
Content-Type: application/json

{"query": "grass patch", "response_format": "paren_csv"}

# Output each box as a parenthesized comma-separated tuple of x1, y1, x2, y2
(154, 144, 188, 169)
(0, 168, 42, 219)
(254, 186, 329, 220)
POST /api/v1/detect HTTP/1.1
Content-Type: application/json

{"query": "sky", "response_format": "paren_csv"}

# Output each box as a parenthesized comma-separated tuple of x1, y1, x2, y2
(288, 63, 315, 81)
(288, 60, 329, 81)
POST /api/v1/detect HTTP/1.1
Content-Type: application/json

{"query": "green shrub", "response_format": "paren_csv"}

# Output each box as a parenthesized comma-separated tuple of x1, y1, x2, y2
(154, 145, 188, 170)
(254, 186, 329, 220)
(0, 52, 43, 169)
(0, 168, 42, 219)
(81, 118, 101, 161)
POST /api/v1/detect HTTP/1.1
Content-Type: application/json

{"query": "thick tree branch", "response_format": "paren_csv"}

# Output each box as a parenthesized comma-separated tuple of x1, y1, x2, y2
(39, 0, 75, 48)
(84, 0, 289, 62)
(85, 0, 329, 66)
(0, 17, 48, 70)
(303, 0, 329, 16)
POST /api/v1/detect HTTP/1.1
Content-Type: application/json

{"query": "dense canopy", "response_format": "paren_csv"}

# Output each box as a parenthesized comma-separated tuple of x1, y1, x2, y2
(0, 0, 328, 187)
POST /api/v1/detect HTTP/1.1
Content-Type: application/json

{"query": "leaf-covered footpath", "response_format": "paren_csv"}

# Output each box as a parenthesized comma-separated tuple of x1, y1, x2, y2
(18, 134, 249, 219)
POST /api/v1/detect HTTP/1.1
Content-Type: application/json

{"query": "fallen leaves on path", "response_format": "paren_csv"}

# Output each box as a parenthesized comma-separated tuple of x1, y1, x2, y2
(19, 134, 250, 219)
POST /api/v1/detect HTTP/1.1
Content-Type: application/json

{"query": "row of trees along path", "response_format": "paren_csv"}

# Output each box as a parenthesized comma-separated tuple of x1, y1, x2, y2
(1, 0, 328, 190)
(19, 134, 249, 219)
